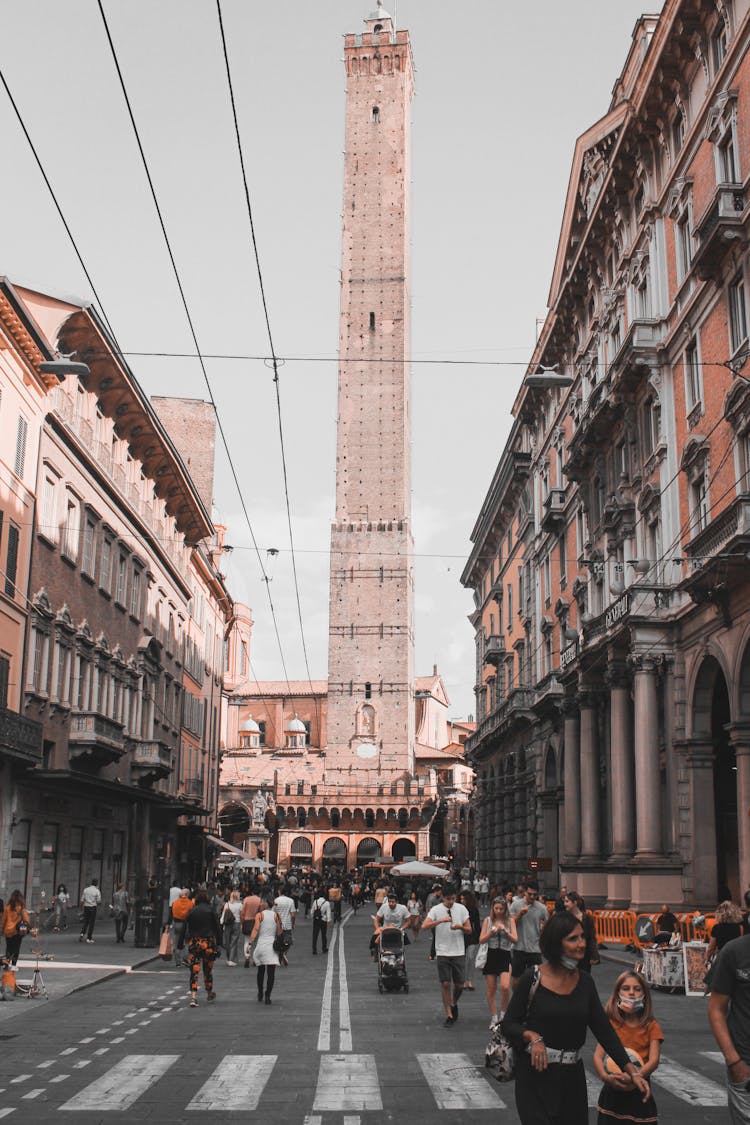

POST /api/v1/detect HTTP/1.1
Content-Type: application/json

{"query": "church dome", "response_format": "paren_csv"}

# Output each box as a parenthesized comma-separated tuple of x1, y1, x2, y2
(286, 716, 306, 733)
(240, 717, 260, 733)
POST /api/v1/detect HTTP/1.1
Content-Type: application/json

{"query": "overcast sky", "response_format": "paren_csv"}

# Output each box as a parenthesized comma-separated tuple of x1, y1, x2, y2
(0, 0, 662, 718)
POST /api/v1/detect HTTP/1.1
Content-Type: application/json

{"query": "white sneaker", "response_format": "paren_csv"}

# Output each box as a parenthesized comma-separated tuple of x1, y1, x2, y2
(226, 960, 236, 966)
(86, 939, 95, 944)
(489, 1014, 499, 1029)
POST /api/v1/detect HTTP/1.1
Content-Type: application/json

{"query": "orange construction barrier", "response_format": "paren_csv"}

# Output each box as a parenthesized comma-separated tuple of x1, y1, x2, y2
(593, 910, 637, 946)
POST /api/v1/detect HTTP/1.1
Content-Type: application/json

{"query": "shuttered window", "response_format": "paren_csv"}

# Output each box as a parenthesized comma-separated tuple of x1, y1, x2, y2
(14, 416, 28, 478)
(5, 524, 19, 597)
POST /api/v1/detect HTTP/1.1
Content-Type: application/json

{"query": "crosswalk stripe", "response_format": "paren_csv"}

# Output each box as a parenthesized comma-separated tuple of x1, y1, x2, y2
(416, 1054, 505, 1109)
(302, 1117, 322, 1125)
(186, 1056, 276, 1110)
(701, 1050, 725, 1065)
(59, 1055, 179, 1112)
(653, 1056, 727, 1106)
(0, 1110, 15, 1118)
(313, 1054, 383, 1111)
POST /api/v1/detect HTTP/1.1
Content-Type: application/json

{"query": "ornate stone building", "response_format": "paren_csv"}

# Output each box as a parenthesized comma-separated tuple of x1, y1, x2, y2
(464, 0, 750, 909)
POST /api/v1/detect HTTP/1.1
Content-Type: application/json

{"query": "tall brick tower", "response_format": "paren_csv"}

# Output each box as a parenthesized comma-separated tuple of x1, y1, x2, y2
(325, 5, 416, 785)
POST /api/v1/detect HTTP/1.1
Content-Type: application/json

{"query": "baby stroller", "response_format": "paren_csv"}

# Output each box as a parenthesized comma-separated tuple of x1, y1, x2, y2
(377, 927, 409, 993)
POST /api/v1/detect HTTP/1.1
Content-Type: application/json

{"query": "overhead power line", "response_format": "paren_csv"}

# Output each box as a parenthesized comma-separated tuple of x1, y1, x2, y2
(95, 0, 294, 690)
(215, 0, 319, 730)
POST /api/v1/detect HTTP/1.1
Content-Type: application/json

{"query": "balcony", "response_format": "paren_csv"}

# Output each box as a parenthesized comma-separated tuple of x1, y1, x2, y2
(682, 495, 750, 619)
(181, 776, 204, 801)
(565, 385, 624, 482)
(69, 710, 126, 767)
(541, 487, 566, 532)
(131, 739, 173, 782)
(0, 707, 43, 767)
(608, 318, 667, 396)
(483, 634, 506, 667)
(692, 183, 747, 281)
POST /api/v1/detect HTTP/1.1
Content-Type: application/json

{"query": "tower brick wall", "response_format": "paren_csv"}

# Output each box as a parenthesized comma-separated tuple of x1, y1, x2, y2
(151, 397, 216, 518)
(326, 12, 416, 781)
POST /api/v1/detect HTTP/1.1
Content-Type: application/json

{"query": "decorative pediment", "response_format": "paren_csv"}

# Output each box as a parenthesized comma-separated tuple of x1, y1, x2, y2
(56, 604, 75, 632)
(706, 88, 738, 142)
(724, 377, 750, 427)
(665, 176, 694, 219)
(637, 482, 662, 514)
(554, 597, 570, 621)
(95, 631, 111, 654)
(680, 434, 709, 473)
(32, 588, 53, 618)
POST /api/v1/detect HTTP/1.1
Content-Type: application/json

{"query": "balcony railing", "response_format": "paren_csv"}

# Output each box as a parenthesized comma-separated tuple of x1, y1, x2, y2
(132, 739, 173, 770)
(69, 710, 126, 766)
(483, 634, 506, 667)
(181, 776, 204, 799)
(541, 487, 566, 532)
(0, 707, 43, 767)
(692, 183, 746, 280)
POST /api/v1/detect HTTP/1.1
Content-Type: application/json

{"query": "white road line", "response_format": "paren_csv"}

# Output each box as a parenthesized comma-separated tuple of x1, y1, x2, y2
(59, 1055, 179, 1112)
(9, 1076, 30, 1084)
(654, 1056, 727, 1106)
(186, 1056, 276, 1110)
(343, 1118, 361, 1125)
(338, 918, 352, 1052)
(0, 1109, 15, 1118)
(701, 1050, 725, 1065)
(316, 925, 340, 1052)
(36, 1061, 54, 1069)
(585, 1069, 600, 1107)
(21, 1090, 44, 1100)
(95, 1028, 110, 1034)
(302, 1117, 322, 1125)
(72, 1060, 91, 1070)
(79, 1038, 94, 1044)
(59, 1048, 76, 1056)
(416, 1054, 505, 1109)
(50, 1076, 69, 1084)
(94, 1048, 110, 1056)
(125, 1028, 138, 1035)
(110, 1038, 125, 1045)
(313, 1055, 383, 1112)
(112, 1020, 124, 1026)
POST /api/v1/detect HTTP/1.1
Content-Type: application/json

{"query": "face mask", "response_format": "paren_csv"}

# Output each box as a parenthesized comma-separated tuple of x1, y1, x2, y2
(619, 995, 644, 1012)
(560, 954, 579, 970)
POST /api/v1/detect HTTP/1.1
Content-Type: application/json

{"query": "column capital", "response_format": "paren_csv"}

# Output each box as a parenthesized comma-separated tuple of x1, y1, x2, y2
(561, 694, 579, 719)
(576, 689, 600, 711)
(605, 661, 630, 689)
(627, 652, 663, 675)
(725, 721, 750, 754)
(676, 736, 715, 768)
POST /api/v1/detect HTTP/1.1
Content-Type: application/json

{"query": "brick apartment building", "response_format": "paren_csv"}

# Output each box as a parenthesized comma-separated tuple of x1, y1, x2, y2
(0, 285, 232, 907)
(463, 0, 750, 909)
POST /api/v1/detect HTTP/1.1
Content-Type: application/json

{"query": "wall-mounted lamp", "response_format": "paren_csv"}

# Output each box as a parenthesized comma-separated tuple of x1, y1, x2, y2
(40, 358, 91, 382)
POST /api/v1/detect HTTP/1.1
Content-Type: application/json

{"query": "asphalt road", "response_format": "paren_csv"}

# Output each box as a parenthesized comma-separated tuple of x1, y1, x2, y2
(0, 909, 731, 1123)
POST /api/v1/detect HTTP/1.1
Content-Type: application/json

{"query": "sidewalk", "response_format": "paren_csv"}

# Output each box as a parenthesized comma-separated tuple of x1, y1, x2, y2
(0, 922, 165, 1021)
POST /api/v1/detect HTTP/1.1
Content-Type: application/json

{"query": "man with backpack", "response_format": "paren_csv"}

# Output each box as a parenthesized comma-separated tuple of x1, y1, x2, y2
(312, 890, 331, 954)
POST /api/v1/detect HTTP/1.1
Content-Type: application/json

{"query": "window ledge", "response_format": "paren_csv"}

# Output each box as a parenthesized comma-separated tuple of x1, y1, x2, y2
(81, 571, 95, 586)
(60, 550, 78, 568)
(687, 401, 704, 429)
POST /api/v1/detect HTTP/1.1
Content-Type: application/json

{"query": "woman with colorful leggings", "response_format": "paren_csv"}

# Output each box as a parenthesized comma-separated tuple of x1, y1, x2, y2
(184, 889, 222, 1008)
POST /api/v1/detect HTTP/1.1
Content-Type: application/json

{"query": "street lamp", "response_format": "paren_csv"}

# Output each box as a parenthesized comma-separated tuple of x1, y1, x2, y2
(39, 358, 90, 381)
(523, 365, 574, 389)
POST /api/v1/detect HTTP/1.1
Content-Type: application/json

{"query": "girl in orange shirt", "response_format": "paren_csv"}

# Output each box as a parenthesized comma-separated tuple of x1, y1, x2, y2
(594, 970, 663, 1123)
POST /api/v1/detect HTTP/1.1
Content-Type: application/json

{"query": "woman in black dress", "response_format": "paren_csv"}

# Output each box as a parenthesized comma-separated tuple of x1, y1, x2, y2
(502, 911, 650, 1125)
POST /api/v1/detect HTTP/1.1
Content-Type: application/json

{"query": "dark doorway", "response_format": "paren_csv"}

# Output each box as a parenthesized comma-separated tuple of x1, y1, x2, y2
(712, 674, 738, 900)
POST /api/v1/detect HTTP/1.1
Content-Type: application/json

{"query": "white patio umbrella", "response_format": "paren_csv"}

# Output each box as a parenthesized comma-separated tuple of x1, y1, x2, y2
(389, 860, 449, 878)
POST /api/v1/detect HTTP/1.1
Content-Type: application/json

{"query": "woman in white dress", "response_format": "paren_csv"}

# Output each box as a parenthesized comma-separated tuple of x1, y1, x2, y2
(250, 905, 282, 1004)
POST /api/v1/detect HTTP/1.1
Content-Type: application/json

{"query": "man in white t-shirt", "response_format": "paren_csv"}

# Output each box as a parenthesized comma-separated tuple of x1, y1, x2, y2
(421, 884, 471, 1026)
(371, 893, 409, 956)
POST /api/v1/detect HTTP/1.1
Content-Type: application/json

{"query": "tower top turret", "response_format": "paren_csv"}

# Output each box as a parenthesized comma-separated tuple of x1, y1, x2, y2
(365, 4, 393, 34)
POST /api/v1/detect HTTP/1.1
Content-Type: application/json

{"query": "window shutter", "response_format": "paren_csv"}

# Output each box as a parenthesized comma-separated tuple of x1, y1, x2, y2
(14, 416, 28, 478)
(5, 524, 19, 598)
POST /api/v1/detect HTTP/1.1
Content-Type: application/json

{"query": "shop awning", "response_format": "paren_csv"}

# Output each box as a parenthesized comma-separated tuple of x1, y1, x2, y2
(206, 834, 248, 856)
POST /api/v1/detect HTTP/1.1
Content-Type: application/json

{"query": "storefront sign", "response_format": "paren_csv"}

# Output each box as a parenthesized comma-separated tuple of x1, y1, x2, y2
(560, 640, 578, 669)
(605, 592, 630, 630)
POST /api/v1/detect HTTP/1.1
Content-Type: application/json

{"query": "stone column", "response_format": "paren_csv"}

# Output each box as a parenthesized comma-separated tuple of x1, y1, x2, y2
(578, 691, 601, 858)
(563, 697, 581, 861)
(607, 662, 634, 860)
(631, 655, 663, 858)
(727, 725, 750, 905)
(683, 738, 717, 902)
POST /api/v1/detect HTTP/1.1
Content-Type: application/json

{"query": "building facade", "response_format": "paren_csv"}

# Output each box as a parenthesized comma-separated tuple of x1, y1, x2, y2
(464, 0, 750, 910)
(1, 287, 232, 906)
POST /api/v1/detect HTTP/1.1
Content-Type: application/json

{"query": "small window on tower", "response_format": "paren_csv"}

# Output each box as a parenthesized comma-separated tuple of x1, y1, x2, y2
(372, 106, 380, 123)
(365, 681, 372, 699)
(369, 312, 375, 331)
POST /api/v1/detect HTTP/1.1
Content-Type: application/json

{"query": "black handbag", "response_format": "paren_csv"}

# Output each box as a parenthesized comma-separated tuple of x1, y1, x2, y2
(16, 919, 30, 938)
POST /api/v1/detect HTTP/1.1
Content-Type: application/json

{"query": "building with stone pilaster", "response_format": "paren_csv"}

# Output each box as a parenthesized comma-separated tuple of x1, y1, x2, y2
(0, 285, 232, 905)
(463, 0, 750, 910)
(218, 6, 474, 873)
